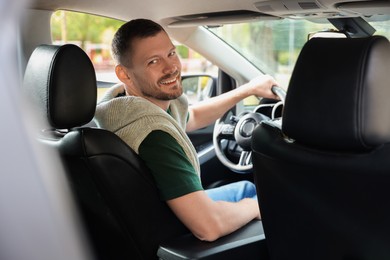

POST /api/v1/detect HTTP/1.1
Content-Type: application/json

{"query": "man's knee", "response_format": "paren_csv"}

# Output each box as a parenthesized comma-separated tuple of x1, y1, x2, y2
(235, 180, 257, 200)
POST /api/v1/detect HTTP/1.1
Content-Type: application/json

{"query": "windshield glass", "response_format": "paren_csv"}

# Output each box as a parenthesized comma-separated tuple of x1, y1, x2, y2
(208, 18, 390, 89)
(209, 19, 333, 88)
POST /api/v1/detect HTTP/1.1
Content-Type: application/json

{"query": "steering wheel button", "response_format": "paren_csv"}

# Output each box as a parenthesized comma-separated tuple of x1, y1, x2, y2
(222, 125, 234, 134)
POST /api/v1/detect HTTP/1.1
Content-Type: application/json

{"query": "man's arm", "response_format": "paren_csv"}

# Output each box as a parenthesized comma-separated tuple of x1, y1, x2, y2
(140, 131, 260, 241)
(167, 190, 260, 241)
(186, 74, 279, 132)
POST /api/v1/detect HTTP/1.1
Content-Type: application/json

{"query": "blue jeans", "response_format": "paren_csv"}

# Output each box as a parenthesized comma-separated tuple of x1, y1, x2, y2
(205, 180, 257, 202)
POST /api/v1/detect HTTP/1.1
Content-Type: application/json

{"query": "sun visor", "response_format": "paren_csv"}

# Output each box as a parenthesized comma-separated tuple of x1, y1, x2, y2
(167, 10, 278, 28)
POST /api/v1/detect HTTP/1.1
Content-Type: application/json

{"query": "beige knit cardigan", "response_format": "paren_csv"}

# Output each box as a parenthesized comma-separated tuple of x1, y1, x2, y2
(94, 83, 200, 175)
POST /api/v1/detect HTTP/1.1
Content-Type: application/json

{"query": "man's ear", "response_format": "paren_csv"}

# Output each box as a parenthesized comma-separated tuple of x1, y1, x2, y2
(115, 65, 132, 84)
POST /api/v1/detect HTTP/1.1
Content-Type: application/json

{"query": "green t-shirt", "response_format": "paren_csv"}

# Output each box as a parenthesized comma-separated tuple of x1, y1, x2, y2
(139, 130, 203, 201)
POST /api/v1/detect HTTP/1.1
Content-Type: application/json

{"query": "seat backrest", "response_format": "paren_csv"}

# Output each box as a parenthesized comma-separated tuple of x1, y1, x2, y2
(23, 44, 188, 260)
(252, 36, 390, 260)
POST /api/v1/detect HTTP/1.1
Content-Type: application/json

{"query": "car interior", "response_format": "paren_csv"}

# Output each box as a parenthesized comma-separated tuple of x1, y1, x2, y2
(3, 0, 390, 259)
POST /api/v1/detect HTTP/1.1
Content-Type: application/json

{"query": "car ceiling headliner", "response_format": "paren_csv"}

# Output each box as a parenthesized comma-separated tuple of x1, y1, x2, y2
(27, 0, 390, 27)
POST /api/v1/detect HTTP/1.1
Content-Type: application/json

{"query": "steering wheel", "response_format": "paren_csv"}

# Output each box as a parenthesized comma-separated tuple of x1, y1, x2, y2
(213, 86, 286, 173)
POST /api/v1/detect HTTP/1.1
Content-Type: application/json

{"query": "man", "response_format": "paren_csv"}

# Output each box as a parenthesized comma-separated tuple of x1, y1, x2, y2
(94, 19, 279, 241)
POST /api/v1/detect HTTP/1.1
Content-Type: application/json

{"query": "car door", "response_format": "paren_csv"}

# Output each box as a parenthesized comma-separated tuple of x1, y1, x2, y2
(183, 70, 254, 188)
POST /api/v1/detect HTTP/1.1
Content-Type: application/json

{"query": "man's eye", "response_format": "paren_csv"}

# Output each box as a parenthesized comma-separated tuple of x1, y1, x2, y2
(169, 51, 176, 57)
(148, 59, 158, 65)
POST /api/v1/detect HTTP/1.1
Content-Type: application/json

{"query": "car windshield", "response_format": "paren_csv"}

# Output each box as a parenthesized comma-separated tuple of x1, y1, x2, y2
(208, 18, 390, 89)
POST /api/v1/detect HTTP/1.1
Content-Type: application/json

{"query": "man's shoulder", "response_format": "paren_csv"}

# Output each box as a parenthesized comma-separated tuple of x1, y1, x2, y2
(143, 130, 179, 145)
(97, 83, 126, 104)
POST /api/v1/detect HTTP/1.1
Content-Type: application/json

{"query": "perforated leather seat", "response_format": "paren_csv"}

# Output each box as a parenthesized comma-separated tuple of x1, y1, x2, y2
(23, 44, 189, 260)
(252, 36, 390, 260)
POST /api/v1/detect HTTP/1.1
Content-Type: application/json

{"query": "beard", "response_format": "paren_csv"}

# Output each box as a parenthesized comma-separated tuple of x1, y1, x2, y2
(145, 85, 183, 100)
(141, 70, 183, 100)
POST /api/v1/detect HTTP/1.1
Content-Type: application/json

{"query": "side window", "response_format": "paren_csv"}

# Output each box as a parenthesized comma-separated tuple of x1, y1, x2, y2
(50, 10, 217, 103)
(181, 76, 215, 105)
(51, 11, 123, 99)
(176, 43, 217, 105)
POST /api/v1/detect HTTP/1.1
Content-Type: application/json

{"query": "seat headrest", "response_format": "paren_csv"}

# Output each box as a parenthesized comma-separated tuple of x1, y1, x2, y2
(24, 44, 97, 129)
(283, 36, 390, 151)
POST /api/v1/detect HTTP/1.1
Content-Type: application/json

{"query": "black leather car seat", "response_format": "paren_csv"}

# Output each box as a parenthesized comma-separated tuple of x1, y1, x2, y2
(252, 36, 390, 260)
(23, 44, 188, 260)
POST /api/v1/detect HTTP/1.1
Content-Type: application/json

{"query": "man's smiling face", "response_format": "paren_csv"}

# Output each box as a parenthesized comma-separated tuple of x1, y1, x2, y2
(126, 30, 183, 101)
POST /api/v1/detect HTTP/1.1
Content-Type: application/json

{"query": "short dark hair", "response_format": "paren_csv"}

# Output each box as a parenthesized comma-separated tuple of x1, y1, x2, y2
(111, 19, 165, 67)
